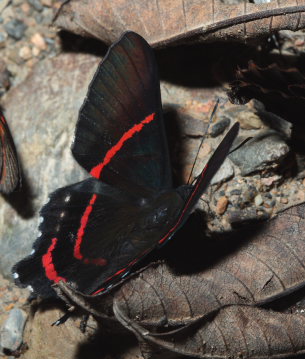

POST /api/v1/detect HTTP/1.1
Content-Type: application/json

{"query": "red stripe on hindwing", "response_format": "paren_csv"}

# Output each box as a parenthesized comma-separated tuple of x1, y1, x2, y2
(90, 113, 155, 178)
(74, 194, 107, 266)
(42, 238, 66, 283)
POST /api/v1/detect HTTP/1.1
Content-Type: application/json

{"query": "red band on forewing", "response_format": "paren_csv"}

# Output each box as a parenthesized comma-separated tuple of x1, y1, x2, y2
(42, 238, 66, 283)
(90, 113, 155, 179)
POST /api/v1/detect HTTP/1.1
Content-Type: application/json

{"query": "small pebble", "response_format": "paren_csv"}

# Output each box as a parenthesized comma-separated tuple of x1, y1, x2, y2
(0, 32, 6, 48)
(254, 194, 263, 206)
(216, 196, 229, 215)
(41, 0, 52, 6)
(263, 200, 273, 208)
(32, 46, 40, 57)
(34, 13, 44, 23)
(210, 117, 230, 137)
(0, 308, 27, 353)
(21, 3, 31, 14)
(31, 32, 47, 50)
(4, 19, 27, 40)
(28, 0, 43, 12)
(230, 189, 241, 196)
(280, 197, 288, 204)
(19, 46, 32, 60)
(8, 48, 24, 64)
(12, 0, 23, 5)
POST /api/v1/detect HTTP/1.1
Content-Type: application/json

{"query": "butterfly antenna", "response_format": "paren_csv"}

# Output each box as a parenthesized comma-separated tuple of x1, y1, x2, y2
(187, 99, 220, 185)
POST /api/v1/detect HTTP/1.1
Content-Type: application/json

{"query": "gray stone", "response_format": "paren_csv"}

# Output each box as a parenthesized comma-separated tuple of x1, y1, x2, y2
(211, 158, 234, 185)
(225, 105, 265, 130)
(0, 32, 7, 48)
(0, 308, 27, 353)
(4, 19, 27, 40)
(229, 131, 290, 176)
(28, 0, 43, 12)
(210, 117, 230, 137)
(0, 53, 100, 277)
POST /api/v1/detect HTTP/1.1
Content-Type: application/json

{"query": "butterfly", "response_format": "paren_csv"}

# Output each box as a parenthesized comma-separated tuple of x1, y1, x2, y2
(0, 111, 20, 193)
(13, 31, 239, 298)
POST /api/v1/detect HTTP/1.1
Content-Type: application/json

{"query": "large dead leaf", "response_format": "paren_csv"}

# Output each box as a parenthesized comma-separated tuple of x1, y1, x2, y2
(114, 304, 305, 359)
(54, 0, 305, 47)
(111, 203, 305, 328)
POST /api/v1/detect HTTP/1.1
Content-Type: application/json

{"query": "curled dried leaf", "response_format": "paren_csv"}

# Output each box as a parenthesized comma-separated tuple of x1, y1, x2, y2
(113, 203, 305, 328)
(54, 0, 305, 47)
(114, 303, 305, 359)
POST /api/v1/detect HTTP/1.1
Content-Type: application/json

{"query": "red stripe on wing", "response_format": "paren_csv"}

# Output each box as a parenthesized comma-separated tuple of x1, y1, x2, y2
(90, 113, 155, 179)
(42, 238, 67, 283)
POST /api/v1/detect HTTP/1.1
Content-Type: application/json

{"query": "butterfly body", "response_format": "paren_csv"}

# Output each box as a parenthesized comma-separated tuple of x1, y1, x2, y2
(13, 31, 239, 299)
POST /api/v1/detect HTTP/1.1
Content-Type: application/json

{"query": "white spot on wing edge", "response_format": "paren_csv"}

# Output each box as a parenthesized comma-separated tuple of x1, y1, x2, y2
(13, 272, 19, 279)
(27, 285, 33, 292)
(30, 249, 35, 255)
(38, 216, 44, 225)
(64, 194, 71, 203)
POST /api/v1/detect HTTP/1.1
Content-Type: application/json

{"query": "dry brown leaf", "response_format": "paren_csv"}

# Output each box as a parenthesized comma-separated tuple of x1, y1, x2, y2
(112, 203, 305, 328)
(54, 0, 305, 47)
(114, 304, 305, 359)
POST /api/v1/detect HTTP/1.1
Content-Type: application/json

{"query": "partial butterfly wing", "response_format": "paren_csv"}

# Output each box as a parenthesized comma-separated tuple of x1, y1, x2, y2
(158, 122, 239, 246)
(72, 31, 171, 193)
(0, 112, 20, 193)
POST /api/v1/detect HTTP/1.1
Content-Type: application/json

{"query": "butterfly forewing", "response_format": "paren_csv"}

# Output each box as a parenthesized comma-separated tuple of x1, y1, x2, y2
(72, 32, 171, 192)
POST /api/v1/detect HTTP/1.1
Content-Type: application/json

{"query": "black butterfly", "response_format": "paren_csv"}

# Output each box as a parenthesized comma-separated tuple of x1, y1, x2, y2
(0, 111, 20, 193)
(13, 31, 239, 298)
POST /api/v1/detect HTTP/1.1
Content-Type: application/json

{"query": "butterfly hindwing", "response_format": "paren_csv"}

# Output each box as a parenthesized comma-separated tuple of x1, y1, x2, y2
(72, 31, 171, 192)
(13, 178, 184, 296)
